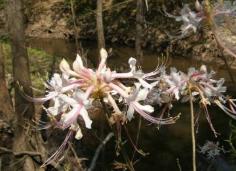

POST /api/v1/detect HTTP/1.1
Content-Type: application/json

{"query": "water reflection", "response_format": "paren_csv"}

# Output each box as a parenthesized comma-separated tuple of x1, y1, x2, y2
(27, 37, 236, 82)
(27, 37, 77, 58)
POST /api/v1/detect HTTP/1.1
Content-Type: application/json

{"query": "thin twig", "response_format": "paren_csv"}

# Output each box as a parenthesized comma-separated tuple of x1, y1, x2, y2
(99, 98, 111, 170)
(9, 156, 26, 168)
(0, 147, 41, 157)
(227, 120, 236, 154)
(189, 85, 196, 171)
(100, 98, 112, 128)
(68, 143, 85, 170)
(131, 117, 142, 160)
(69, 143, 79, 162)
(124, 125, 148, 157)
(76, 0, 134, 20)
(88, 132, 114, 171)
(120, 146, 135, 171)
(0, 157, 2, 171)
(70, 0, 79, 53)
(99, 97, 137, 170)
(99, 98, 135, 170)
(176, 158, 182, 171)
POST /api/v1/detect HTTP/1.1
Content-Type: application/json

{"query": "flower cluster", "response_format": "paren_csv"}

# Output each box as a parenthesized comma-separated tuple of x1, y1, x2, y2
(199, 141, 225, 159)
(163, 0, 236, 41)
(32, 49, 236, 139)
(163, 1, 204, 38)
(148, 65, 226, 102)
(31, 48, 236, 166)
(32, 49, 179, 141)
(146, 65, 236, 136)
(30, 49, 181, 166)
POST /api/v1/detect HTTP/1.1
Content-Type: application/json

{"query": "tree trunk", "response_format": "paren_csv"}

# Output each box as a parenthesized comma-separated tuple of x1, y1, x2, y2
(135, 0, 144, 61)
(70, 0, 79, 53)
(0, 44, 15, 171)
(0, 45, 14, 123)
(70, 0, 87, 66)
(96, 0, 105, 50)
(6, 0, 46, 170)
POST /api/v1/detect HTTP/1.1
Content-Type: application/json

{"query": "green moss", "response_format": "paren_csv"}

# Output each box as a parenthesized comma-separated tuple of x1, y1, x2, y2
(2, 43, 55, 96)
(0, 0, 5, 9)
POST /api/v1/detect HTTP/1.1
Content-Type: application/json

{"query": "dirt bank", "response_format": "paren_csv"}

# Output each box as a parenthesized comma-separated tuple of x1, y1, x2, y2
(0, 0, 235, 70)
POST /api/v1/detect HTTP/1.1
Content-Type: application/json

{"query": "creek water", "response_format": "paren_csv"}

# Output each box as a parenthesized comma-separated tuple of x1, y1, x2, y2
(27, 38, 236, 171)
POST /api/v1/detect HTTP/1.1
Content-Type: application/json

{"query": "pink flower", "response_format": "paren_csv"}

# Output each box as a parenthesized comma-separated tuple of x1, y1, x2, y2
(33, 48, 179, 140)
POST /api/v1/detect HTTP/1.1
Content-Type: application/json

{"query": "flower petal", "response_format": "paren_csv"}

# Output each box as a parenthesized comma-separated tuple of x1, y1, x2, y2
(59, 94, 78, 107)
(75, 128, 83, 140)
(138, 78, 153, 89)
(136, 103, 154, 113)
(80, 107, 92, 129)
(60, 58, 78, 77)
(60, 59, 71, 73)
(127, 105, 135, 121)
(100, 48, 108, 60)
(24, 91, 58, 103)
(128, 57, 136, 72)
(136, 88, 149, 101)
(61, 106, 80, 128)
(73, 54, 84, 72)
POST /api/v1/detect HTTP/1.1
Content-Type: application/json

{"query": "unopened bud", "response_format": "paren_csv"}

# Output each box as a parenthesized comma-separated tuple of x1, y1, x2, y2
(200, 65, 207, 73)
(100, 48, 108, 60)
(195, 0, 202, 11)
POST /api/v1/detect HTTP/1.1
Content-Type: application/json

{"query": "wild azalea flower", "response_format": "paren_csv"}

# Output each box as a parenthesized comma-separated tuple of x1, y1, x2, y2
(161, 0, 236, 134)
(199, 141, 225, 159)
(31, 49, 180, 166)
(146, 65, 236, 137)
(163, 2, 203, 38)
(31, 48, 236, 166)
(164, 0, 236, 58)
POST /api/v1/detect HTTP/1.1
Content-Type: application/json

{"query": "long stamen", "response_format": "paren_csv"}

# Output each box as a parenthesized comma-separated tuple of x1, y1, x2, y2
(116, 81, 130, 91)
(41, 131, 74, 167)
(133, 102, 180, 125)
(109, 83, 129, 98)
(24, 91, 58, 103)
(111, 72, 134, 79)
(61, 83, 81, 92)
(202, 104, 218, 137)
(215, 100, 236, 119)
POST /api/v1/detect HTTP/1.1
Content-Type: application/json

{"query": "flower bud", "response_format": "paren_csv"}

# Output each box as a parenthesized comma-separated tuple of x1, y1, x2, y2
(100, 48, 108, 60)
(73, 54, 84, 72)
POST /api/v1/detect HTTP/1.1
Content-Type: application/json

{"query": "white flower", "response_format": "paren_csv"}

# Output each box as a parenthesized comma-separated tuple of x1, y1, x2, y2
(60, 58, 79, 77)
(33, 48, 181, 146)
(129, 57, 137, 72)
(126, 84, 153, 120)
(73, 54, 84, 73)
(164, 4, 203, 38)
(47, 97, 68, 116)
(199, 141, 225, 159)
(164, 68, 185, 100)
(58, 93, 92, 129)
(70, 124, 83, 140)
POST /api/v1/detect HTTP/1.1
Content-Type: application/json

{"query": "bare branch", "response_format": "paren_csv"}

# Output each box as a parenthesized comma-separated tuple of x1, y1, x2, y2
(88, 132, 114, 171)
(0, 147, 41, 157)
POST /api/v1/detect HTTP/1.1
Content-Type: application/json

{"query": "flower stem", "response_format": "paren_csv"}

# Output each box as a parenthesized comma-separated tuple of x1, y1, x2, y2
(189, 86, 196, 171)
(131, 116, 142, 160)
